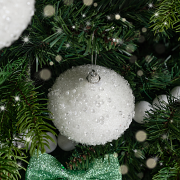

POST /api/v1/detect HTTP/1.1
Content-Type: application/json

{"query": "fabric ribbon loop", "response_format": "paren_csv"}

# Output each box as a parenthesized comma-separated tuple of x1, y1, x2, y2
(25, 150, 122, 180)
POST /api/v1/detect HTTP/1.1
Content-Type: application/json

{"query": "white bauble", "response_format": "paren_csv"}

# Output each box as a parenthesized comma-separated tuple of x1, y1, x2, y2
(12, 130, 31, 149)
(171, 86, 180, 101)
(134, 101, 152, 124)
(42, 132, 57, 153)
(0, 0, 35, 49)
(57, 134, 77, 151)
(48, 64, 135, 145)
(152, 95, 168, 109)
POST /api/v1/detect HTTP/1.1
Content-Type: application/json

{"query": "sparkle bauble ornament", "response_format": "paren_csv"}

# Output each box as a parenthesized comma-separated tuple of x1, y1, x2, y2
(42, 132, 57, 153)
(57, 134, 77, 151)
(171, 86, 180, 101)
(152, 95, 168, 109)
(0, 0, 35, 50)
(12, 130, 32, 149)
(48, 64, 135, 145)
(134, 101, 152, 124)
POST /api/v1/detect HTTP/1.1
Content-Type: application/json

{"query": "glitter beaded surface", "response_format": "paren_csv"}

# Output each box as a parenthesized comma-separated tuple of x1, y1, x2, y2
(48, 64, 135, 145)
(0, 0, 35, 49)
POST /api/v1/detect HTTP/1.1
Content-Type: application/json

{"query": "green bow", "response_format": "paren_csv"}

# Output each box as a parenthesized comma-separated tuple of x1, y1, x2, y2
(25, 150, 122, 180)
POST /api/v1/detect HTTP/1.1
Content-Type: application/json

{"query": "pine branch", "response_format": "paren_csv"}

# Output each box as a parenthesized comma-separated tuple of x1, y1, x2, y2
(149, 0, 180, 40)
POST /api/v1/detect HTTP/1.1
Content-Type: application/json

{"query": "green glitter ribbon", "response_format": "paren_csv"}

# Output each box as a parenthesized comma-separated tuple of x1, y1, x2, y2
(25, 150, 122, 180)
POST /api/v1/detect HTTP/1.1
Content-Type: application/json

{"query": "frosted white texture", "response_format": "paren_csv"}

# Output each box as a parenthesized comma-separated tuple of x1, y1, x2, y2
(0, 0, 35, 49)
(134, 101, 152, 124)
(47, 64, 135, 145)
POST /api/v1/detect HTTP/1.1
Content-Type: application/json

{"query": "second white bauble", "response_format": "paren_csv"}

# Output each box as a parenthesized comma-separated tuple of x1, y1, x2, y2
(48, 64, 135, 145)
(152, 95, 168, 109)
(57, 134, 77, 151)
(12, 130, 31, 149)
(134, 101, 152, 124)
(171, 86, 180, 101)
(42, 132, 57, 153)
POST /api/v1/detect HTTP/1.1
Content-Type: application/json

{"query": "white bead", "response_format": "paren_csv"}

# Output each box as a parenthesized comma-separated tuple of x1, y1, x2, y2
(152, 95, 168, 109)
(134, 101, 152, 124)
(171, 86, 180, 101)
(42, 132, 57, 153)
(57, 134, 77, 151)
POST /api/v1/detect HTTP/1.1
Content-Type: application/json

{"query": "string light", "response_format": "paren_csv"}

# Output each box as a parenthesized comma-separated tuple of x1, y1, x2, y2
(148, 3, 153, 8)
(14, 96, 20, 101)
(155, 13, 159, 16)
(22, 36, 30, 43)
(0, 106, 5, 111)
(107, 15, 111, 20)
(115, 14, 120, 20)
(26, 137, 31, 142)
(86, 21, 91, 26)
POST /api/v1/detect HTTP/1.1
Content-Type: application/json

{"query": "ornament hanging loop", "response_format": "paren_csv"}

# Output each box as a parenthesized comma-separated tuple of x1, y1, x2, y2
(86, 31, 101, 83)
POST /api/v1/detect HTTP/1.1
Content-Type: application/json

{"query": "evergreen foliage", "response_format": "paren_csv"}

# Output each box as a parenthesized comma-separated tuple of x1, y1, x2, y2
(1, 0, 180, 179)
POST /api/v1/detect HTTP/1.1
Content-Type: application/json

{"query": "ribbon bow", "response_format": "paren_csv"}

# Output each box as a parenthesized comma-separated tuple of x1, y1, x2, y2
(25, 150, 122, 180)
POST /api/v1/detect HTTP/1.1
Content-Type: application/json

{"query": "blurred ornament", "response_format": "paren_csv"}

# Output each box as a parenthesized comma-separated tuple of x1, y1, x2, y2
(170, 86, 180, 101)
(42, 132, 57, 153)
(152, 95, 168, 109)
(0, 0, 35, 50)
(57, 134, 77, 151)
(134, 101, 152, 124)
(12, 130, 31, 149)
(48, 64, 135, 145)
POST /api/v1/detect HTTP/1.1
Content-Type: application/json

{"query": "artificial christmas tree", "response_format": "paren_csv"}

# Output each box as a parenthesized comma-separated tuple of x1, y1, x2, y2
(1, 0, 180, 179)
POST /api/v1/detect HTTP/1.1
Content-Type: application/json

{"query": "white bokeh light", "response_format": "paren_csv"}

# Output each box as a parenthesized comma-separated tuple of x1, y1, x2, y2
(43, 5, 55, 17)
(0, 0, 35, 50)
(48, 64, 135, 145)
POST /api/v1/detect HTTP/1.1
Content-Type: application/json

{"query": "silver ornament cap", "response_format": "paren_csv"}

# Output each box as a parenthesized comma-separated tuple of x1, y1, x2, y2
(86, 69, 101, 83)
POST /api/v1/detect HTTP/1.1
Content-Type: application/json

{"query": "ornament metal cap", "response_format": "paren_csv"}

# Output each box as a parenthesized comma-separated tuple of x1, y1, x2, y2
(86, 69, 101, 83)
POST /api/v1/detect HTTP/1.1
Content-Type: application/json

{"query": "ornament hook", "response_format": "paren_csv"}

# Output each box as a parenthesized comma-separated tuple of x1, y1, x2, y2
(87, 31, 100, 83)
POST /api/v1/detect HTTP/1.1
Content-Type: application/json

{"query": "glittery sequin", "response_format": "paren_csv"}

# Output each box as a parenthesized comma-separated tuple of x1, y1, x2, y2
(25, 150, 122, 180)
